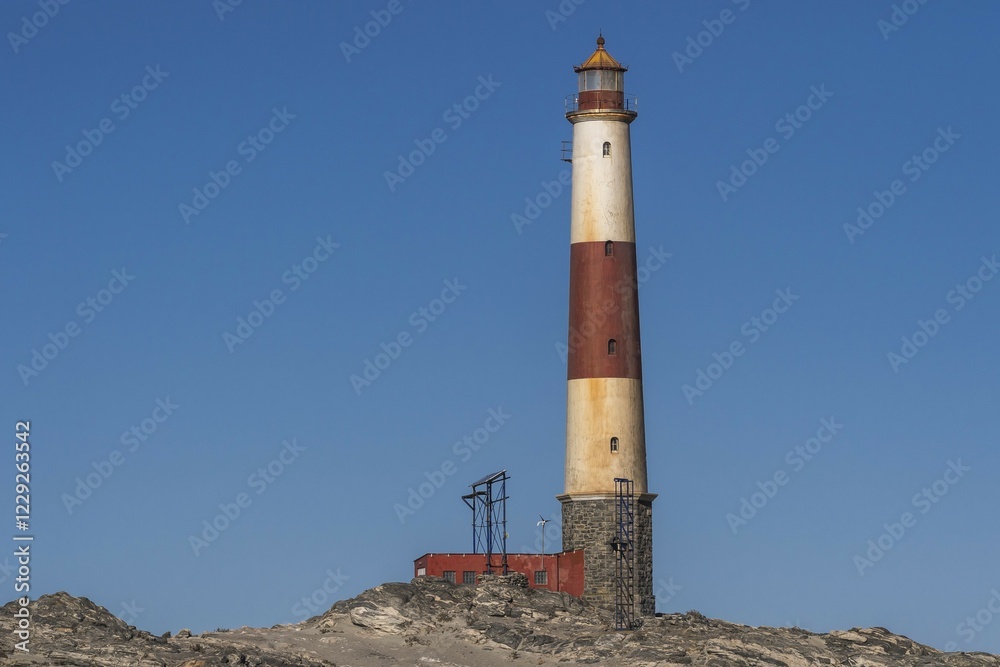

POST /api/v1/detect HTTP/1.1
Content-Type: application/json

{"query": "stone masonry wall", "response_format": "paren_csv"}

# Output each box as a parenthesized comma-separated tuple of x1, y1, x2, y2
(635, 498, 654, 616)
(561, 497, 654, 619)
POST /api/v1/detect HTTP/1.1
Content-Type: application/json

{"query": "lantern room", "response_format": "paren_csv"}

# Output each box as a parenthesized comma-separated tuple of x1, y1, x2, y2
(572, 35, 630, 112)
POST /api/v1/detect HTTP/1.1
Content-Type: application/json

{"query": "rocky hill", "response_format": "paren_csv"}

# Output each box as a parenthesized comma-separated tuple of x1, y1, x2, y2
(2, 574, 997, 666)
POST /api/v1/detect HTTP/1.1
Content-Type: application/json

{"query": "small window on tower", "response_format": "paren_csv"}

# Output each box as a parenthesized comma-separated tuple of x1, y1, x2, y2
(611, 437, 619, 453)
(608, 339, 617, 355)
(603, 142, 612, 157)
(605, 240, 614, 256)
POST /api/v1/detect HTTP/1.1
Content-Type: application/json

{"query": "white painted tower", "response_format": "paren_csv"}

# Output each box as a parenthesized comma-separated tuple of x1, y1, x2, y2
(558, 36, 655, 621)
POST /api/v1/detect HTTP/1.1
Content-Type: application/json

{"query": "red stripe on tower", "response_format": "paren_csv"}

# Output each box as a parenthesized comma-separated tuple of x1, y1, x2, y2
(567, 241, 642, 380)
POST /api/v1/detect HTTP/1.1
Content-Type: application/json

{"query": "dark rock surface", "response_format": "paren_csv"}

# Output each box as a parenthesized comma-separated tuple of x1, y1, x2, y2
(3, 578, 999, 666)
(0, 593, 327, 667)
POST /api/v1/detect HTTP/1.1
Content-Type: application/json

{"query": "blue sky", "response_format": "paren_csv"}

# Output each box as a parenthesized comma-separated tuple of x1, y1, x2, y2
(2, 0, 999, 654)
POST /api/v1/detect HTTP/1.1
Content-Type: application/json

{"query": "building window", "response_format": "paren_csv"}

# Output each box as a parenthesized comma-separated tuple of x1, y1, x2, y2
(462, 571, 477, 585)
(611, 437, 619, 453)
(534, 570, 548, 586)
(603, 141, 611, 157)
(608, 338, 617, 355)
(416, 567, 426, 577)
(443, 571, 456, 584)
(605, 240, 614, 256)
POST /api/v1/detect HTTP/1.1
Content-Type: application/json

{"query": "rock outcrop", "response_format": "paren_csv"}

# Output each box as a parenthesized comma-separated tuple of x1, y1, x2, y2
(0, 592, 327, 667)
(2, 578, 999, 666)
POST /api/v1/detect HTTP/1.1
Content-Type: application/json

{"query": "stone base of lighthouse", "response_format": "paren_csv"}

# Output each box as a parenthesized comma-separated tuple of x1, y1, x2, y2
(559, 494, 655, 617)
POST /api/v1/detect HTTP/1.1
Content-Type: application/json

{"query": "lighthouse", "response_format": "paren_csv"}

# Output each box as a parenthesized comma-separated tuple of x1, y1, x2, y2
(558, 36, 655, 624)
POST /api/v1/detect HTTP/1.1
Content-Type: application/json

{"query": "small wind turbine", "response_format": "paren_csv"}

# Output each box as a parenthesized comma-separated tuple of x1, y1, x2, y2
(536, 516, 550, 555)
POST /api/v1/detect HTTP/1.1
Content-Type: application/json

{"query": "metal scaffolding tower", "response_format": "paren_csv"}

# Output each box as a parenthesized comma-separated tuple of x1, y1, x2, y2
(612, 477, 636, 630)
(462, 470, 509, 575)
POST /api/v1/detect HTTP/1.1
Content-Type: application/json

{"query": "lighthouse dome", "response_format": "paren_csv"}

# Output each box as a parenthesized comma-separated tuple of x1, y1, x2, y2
(575, 35, 627, 72)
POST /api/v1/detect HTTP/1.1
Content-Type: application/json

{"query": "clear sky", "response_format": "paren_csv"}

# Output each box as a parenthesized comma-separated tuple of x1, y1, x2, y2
(2, 0, 999, 654)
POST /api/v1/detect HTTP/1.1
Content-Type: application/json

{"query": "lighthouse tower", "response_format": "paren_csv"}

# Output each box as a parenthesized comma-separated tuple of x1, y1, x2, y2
(558, 36, 655, 621)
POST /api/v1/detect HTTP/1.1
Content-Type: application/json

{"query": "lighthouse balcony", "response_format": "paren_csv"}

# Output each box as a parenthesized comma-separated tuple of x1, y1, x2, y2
(565, 93, 637, 114)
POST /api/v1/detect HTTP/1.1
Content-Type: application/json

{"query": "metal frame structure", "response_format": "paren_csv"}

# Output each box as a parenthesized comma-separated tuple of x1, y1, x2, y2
(560, 140, 573, 163)
(462, 470, 509, 575)
(612, 477, 636, 630)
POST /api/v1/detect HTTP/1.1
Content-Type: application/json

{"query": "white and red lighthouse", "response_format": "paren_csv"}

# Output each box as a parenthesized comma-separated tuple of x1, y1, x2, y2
(558, 36, 655, 620)
(412, 37, 654, 623)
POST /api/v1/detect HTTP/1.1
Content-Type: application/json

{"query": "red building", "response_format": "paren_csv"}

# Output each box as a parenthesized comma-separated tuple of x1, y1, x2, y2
(413, 550, 585, 597)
